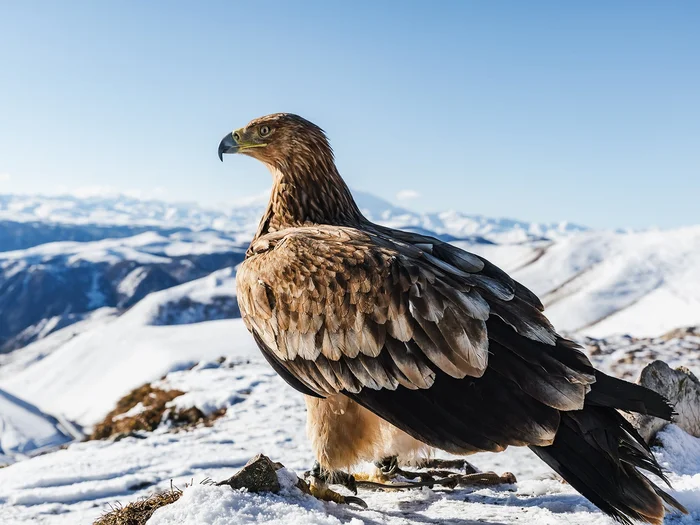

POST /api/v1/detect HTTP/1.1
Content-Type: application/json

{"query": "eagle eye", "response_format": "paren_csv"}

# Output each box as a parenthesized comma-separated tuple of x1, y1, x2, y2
(259, 125, 271, 137)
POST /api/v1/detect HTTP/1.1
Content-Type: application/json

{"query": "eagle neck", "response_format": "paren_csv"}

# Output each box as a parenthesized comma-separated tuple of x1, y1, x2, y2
(253, 159, 364, 239)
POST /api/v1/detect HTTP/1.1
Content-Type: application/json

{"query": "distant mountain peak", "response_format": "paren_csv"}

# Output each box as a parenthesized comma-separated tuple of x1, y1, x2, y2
(0, 191, 587, 244)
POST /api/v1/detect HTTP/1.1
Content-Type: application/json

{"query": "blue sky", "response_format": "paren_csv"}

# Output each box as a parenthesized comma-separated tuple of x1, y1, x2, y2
(0, 1, 698, 229)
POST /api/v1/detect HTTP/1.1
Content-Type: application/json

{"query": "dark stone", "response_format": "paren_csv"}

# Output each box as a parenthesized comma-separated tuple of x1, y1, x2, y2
(217, 454, 281, 493)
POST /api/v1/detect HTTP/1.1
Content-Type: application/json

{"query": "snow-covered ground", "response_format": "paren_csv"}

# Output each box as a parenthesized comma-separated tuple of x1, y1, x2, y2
(0, 352, 698, 525)
(0, 312, 254, 429)
(0, 389, 73, 465)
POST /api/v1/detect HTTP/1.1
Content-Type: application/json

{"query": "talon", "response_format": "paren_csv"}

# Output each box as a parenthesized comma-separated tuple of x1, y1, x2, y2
(308, 477, 367, 507)
(305, 462, 359, 495)
(344, 474, 358, 495)
(332, 471, 358, 494)
(344, 495, 368, 508)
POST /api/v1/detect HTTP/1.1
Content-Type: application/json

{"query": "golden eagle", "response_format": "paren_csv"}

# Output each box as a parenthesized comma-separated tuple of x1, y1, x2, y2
(219, 113, 686, 524)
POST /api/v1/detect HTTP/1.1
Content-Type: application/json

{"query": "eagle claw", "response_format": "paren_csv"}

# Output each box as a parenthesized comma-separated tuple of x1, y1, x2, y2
(304, 462, 358, 494)
(343, 495, 369, 508)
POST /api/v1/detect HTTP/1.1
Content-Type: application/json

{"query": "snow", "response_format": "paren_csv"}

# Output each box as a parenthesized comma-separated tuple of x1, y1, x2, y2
(156, 366, 246, 417)
(0, 308, 119, 378)
(0, 315, 257, 426)
(0, 323, 698, 524)
(1, 192, 699, 339)
(148, 484, 364, 525)
(0, 354, 697, 524)
(462, 226, 700, 337)
(117, 267, 149, 296)
(0, 388, 72, 465)
(131, 267, 238, 326)
(0, 230, 242, 267)
(652, 426, 700, 517)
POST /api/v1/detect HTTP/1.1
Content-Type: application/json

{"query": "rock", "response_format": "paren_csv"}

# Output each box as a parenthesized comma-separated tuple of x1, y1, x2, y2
(630, 360, 700, 442)
(217, 454, 281, 493)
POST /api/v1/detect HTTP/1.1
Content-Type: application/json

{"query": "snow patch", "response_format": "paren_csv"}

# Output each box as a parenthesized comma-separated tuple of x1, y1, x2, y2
(147, 484, 362, 525)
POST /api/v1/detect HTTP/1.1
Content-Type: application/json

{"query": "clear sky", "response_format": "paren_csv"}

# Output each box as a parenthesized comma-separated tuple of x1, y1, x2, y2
(0, 1, 698, 229)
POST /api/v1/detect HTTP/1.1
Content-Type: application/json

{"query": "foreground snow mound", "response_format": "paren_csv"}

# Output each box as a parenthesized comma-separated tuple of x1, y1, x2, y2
(0, 388, 73, 465)
(147, 483, 362, 525)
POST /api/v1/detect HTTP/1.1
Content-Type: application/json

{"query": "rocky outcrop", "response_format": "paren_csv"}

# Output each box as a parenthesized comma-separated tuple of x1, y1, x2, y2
(629, 360, 700, 443)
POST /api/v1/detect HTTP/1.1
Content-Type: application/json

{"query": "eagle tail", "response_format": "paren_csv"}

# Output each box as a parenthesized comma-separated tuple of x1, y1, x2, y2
(531, 401, 687, 525)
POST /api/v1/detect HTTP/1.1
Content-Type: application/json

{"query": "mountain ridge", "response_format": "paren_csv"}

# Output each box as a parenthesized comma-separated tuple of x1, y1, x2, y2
(0, 191, 587, 245)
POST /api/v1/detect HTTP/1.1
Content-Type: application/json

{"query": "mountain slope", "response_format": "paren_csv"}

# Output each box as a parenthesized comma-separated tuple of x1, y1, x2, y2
(0, 211, 698, 356)
(0, 270, 250, 426)
(0, 232, 247, 351)
(502, 226, 700, 337)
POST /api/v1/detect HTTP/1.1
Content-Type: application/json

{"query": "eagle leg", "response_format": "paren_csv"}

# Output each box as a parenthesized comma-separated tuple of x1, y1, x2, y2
(304, 462, 367, 508)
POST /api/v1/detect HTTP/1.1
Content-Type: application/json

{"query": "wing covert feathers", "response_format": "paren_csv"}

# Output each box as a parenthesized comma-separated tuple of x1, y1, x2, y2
(239, 223, 684, 525)
(237, 226, 512, 395)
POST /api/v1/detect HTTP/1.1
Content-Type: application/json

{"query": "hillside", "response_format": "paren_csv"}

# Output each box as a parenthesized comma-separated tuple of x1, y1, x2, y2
(0, 232, 246, 351)
(458, 225, 700, 337)
(0, 388, 74, 465)
(0, 193, 697, 355)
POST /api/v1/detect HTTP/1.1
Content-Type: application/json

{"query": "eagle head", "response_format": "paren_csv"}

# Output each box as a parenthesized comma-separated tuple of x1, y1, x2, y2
(218, 113, 332, 172)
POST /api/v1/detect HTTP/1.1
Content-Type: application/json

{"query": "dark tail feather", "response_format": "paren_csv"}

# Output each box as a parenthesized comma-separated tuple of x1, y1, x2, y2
(532, 406, 687, 525)
(586, 370, 674, 420)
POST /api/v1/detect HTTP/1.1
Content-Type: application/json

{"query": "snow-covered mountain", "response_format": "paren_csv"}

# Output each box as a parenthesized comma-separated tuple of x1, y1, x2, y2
(0, 231, 247, 351)
(454, 226, 700, 338)
(0, 192, 586, 245)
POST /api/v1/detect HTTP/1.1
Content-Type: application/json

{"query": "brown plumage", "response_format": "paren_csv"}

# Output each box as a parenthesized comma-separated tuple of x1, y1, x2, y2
(220, 113, 686, 524)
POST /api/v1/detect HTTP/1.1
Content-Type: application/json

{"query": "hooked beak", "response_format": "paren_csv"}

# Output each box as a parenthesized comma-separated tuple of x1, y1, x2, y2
(218, 133, 239, 162)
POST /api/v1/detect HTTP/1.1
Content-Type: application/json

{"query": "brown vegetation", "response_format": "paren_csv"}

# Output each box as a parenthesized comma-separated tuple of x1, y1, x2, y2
(89, 383, 226, 440)
(93, 487, 182, 525)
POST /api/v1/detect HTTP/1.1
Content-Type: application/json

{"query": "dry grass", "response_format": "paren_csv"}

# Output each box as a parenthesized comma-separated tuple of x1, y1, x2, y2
(89, 383, 228, 440)
(90, 384, 185, 440)
(93, 486, 182, 525)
